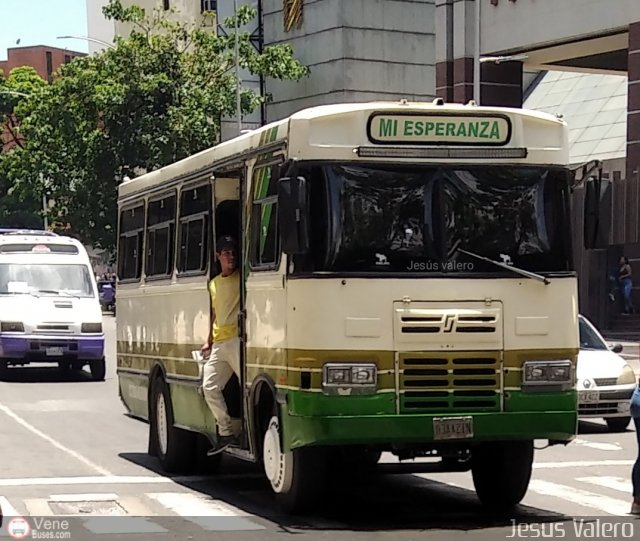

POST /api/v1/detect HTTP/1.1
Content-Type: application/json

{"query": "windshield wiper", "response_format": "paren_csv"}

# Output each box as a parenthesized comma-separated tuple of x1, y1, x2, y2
(457, 249, 550, 285)
(36, 289, 79, 298)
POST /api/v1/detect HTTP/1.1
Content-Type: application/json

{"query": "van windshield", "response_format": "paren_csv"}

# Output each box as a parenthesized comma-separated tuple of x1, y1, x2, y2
(0, 264, 95, 298)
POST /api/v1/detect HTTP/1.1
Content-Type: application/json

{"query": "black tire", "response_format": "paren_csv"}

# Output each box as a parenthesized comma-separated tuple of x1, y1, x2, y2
(89, 358, 106, 381)
(471, 440, 534, 510)
(0, 360, 7, 378)
(606, 416, 631, 432)
(150, 376, 197, 473)
(261, 412, 328, 514)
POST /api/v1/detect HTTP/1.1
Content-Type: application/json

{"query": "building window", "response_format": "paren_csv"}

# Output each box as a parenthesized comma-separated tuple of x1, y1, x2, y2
(118, 205, 145, 281)
(283, 0, 303, 32)
(201, 0, 216, 12)
(177, 184, 211, 274)
(163, 0, 170, 10)
(145, 193, 176, 278)
(64, 55, 71, 64)
(45, 51, 53, 82)
(250, 165, 279, 269)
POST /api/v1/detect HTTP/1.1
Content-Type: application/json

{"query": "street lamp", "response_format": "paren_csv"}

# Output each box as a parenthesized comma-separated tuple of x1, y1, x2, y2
(0, 89, 31, 97)
(480, 54, 529, 64)
(233, 0, 242, 134)
(57, 35, 116, 50)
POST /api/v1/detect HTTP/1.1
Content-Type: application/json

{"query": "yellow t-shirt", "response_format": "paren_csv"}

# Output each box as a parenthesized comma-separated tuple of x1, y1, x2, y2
(209, 270, 240, 343)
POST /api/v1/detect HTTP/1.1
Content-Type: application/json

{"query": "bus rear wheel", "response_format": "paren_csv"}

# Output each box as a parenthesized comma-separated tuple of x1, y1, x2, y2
(262, 415, 327, 514)
(471, 440, 533, 510)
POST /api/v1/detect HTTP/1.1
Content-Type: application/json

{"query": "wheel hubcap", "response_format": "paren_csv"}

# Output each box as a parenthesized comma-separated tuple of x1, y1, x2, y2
(156, 393, 168, 456)
(263, 416, 292, 493)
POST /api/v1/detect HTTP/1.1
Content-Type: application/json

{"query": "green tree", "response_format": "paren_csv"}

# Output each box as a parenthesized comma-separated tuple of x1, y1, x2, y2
(7, 0, 309, 250)
(0, 67, 48, 228)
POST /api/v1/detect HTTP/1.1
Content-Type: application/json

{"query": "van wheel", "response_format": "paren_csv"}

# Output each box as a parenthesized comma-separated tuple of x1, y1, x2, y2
(89, 358, 106, 381)
(262, 414, 327, 514)
(150, 376, 196, 473)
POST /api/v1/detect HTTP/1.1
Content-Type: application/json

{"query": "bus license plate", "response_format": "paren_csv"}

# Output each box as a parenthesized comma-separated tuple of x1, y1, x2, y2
(433, 416, 473, 440)
(580, 390, 600, 403)
(46, 347, 63, 357)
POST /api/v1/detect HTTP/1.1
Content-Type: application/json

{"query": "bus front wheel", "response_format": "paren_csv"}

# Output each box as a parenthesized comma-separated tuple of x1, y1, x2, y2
(262, 415, 327, 514)
(150, 377, 196, 473)
(471, 440, 533, 510)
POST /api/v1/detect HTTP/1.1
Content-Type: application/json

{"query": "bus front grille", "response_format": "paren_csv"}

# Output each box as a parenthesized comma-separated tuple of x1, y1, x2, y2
(398, 353, 501, 413)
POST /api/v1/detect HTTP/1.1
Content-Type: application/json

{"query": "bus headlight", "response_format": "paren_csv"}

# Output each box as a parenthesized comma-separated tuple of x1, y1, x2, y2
(522, 360, 573, 390)
(322, 363, 377, 395)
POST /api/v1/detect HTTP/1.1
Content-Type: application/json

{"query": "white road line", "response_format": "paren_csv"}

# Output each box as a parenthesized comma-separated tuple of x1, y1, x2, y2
(0, 403, 112, 476)
(528, 480, 631, 516)
(573, 438, 623, 451)
(0, 475, 213, 487)
(533, 460, 635, 469)
(0, 496, 19, 517)
(577, 476, 633, 494)
(48, 493, 120, 502)
(146, 492, 265, 531)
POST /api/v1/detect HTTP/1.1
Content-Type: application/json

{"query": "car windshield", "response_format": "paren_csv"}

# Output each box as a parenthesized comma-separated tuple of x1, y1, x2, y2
(579, 317, 607, 350)
(0, 263, 95, 298)
(298, 163, 572, 275)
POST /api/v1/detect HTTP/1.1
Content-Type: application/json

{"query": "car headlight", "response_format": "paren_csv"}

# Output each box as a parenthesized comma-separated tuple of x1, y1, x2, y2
(618, 364, 636, 385)
(81, 322, 102, 333)
(522, 360, 573, 390)
(323, 363, 377, 395)
(1, 322, 24, 332)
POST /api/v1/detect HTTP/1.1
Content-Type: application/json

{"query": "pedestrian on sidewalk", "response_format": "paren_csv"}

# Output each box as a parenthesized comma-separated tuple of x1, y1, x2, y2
(631, 380, 640, 515)
(619, 256, 635, 314)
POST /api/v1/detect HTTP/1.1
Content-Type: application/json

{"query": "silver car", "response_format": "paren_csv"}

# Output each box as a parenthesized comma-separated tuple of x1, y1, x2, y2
(577, 315, 638, 431)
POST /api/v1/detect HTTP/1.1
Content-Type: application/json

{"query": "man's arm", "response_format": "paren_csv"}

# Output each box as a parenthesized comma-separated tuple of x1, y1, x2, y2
(201, 281, 216, 353)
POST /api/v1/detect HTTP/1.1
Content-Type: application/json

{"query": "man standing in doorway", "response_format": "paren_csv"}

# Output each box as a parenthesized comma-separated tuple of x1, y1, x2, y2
(201, 235, 242, 455)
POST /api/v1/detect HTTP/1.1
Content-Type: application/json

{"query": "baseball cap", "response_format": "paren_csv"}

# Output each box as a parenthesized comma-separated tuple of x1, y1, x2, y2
(216, 235, 237, 252)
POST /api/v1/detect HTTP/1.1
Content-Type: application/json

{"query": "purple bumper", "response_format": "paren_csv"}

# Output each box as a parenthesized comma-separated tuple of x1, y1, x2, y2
(0, 334, 104, 361)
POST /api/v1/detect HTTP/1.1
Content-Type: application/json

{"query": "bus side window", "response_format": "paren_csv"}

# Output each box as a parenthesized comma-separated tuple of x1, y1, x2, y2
(118, 204, 145, 281)
(250, 165, 280, 270)
(177, 183, 211, 275)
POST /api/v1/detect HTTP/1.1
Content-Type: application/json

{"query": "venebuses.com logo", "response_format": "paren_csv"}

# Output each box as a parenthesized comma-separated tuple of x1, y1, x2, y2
(7, 517, 30, 539)
(6, 516, 71, 539)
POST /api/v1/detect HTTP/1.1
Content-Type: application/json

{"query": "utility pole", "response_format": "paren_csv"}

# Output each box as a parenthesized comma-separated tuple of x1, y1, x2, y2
(234, 0, 242, 134)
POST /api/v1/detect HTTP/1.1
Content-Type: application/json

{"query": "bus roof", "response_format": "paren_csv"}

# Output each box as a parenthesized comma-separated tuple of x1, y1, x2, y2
(118, 100, 569, 200)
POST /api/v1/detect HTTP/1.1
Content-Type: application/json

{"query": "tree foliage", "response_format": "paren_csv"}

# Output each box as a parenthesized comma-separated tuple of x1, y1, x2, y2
(1, 0, 309, 250)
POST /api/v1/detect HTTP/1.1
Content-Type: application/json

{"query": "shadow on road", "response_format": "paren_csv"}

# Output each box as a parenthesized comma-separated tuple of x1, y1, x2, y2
(578, 419, 632, 434)
(119, 450, 573, 533)
(0, 365, 95, 383)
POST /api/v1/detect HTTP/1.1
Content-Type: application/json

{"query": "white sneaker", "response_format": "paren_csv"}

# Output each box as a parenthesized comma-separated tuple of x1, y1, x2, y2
(631, 502, 640, 515)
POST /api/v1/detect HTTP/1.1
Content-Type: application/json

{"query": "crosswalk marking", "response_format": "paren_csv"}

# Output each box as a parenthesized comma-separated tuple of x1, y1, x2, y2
(0, 496, 19, 517)
(577, 476, 633, 494)
(146, 492, 265, 531)
(573, 439, 623, 451)
(528, 480, 631, 516)
(533, 459, 634, 469)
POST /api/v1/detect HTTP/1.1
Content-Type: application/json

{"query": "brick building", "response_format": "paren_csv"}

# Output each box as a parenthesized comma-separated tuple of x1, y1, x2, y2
(1, 45, 85, 152)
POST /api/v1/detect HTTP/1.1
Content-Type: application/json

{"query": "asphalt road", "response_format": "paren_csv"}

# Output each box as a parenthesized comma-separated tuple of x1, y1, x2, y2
(0, 315, 638, 541)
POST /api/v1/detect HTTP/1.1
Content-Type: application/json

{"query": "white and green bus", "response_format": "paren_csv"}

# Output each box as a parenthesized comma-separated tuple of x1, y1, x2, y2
(116, 100, 602, 514)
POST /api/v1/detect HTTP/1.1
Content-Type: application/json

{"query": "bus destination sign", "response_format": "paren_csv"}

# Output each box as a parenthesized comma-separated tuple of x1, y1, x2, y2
(368, 113, 511, 145)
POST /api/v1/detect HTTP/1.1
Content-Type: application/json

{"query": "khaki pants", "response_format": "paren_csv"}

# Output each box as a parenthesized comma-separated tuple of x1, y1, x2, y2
(202, 337, 242, 437)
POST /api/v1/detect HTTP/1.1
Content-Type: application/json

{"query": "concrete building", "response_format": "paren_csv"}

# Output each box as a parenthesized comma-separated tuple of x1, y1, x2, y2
(112, 0, 437, 139)
(86, 0, 117, 53)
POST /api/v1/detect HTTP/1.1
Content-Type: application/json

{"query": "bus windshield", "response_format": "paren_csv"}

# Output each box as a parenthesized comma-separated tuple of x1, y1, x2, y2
(0, 263, 95, 297)
(302, 164, 572, 275)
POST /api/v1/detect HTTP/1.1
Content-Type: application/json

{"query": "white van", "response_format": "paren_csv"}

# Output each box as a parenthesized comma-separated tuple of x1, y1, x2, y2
(0, 229, 105, 380)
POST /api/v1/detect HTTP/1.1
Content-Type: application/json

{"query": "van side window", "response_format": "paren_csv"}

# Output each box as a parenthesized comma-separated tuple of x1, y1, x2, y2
(178, 184, 211, 274)
(146, 193, 176, 278)
(250, 165, 279, 269)
(118, 205, 145, 280)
